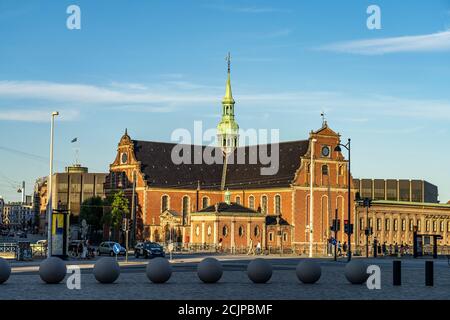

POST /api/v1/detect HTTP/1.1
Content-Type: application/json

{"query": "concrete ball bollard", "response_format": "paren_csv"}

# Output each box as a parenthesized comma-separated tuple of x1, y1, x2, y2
(39, 257, 67, 284)
(247, 258, 272, 284)
(0, 257, 11, 284)
(146, 257, 172, 283)
(197, 257, 223, 283)
(93, 257, 120, 284)
(296, 260, 321, 284)
(344, 260, 369, 284)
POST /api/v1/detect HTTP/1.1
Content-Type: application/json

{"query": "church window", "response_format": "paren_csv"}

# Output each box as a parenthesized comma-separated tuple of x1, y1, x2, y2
(322, 165, 328, 176)
(339, 165, 344, 176)
(254, 226, 260, 237)
(283, 232, 288, 242)
(433, 221, 437, 232)
(249, 196, 255, 209)
(207, 225, 212, 236)
(385, 219, 390, 231)
(195, 226, 200, 236)
(377, 218, 381, 231)
(235, 196, 241, 205)
(393, 219, 398, 231)
(161, 195, 169, 212)
(269, 232, 273, 241)
(401, 219, 406, 231)
(440, 221, 444, 232)
(202, 196, 209, 209)
(275, 195, 281, 214)
(261, 196, 268, 214)
(426, 220, 430, 232)
(222, 225, 228, 237)
(417, 220, 421, 231)
(238, 226, 244, 237)
(409, 219, 414, 231)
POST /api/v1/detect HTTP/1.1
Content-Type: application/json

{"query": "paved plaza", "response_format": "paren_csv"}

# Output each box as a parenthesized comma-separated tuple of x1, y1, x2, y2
(1, 254, 450, 300)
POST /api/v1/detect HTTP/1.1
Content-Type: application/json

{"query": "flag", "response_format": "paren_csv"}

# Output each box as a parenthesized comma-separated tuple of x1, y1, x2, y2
(71, 137, 78, 143)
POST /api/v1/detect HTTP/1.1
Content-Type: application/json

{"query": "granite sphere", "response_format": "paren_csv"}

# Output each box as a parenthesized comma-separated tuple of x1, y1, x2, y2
(39, 257, 67, 284)
(296, 260, 321, 284)
(197, 257, 223, 283)
(146, 257, 172, 283)
(247, 258, 272, 283)
(0, 257, 11, 284)
(93, 257, 120, 284)
(344, 260, 369, 284)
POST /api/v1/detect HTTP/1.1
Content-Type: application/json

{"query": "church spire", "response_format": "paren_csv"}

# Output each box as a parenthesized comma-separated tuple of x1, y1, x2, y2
(223, 52, 235, 105)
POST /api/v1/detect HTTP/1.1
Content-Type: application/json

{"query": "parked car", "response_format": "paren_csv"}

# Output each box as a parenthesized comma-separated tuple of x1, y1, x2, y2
(134, 242, 165, 259)
(97, 241, 126, 256)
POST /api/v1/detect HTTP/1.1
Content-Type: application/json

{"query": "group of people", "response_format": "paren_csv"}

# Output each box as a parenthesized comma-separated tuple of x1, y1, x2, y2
(73, 239, 95, 259)
(327, 237, 411, 257)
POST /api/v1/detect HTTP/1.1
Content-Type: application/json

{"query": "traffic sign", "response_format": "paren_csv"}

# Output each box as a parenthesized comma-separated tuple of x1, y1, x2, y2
(112, 243, 121, 255)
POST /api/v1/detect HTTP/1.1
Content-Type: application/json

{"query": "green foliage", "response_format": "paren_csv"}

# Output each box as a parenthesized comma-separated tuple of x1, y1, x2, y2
(102, 191, 129, 228)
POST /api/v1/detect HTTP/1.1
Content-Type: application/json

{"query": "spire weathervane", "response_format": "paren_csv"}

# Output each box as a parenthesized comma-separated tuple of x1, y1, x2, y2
(226, 52, 231, 73)
(321, 112, 327, 127)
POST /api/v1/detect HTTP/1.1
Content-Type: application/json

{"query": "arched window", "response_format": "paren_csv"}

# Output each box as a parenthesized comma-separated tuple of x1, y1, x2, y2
(261, 195, 268, 214)
(283, 232, 288, 242)
(426, 220, 430, 232)
(338, 165, 344, 176)
(249, 196, 255, 209)
(254, 225, 260, 237)
(322, 165, 328, 176)
(207, 225, 212, 236)
(202, 196, 209, 209)
(238, 226, 244, 237)
(401, 219, 406, 231)
(235, 196, 241, 205)
(275, 195, 281, 214)
(222, 225, 228, 237)
(417, 220, 421, 231)
(182, 196, 190, 225)
(161, 195, 169, 212)
(385, 218, 390, 231)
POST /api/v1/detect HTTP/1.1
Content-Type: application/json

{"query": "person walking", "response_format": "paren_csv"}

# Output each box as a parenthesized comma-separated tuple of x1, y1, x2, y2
(343, 241, 348, 256)
(337, 241, 342, 256)
(256, 241, 261, 255)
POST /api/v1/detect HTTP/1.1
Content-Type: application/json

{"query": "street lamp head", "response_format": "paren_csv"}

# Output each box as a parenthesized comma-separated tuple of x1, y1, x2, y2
(52, 111, 59, 116)
(334, 145, 342, 152)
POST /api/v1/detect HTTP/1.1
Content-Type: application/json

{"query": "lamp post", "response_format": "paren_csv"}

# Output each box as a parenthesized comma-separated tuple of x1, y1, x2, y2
(309, 138, 317, 258)
(334, 138, 352, 262)
(47, 111, 59, 257)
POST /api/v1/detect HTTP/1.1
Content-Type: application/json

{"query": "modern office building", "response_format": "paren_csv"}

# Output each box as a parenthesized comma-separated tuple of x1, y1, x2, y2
(353, 179, 439, 203)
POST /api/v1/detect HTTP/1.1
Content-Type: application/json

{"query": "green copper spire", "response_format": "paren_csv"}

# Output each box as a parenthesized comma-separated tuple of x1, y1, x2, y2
(217, 52, 239, 155)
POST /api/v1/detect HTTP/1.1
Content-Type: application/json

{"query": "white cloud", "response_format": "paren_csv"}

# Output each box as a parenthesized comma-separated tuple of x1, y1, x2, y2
(1, 80, 450, 122)
(318, 30, 450, 55)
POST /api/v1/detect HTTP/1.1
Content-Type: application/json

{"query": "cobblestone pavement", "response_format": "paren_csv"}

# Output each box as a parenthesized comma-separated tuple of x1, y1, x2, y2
(1, 256, 449, 300)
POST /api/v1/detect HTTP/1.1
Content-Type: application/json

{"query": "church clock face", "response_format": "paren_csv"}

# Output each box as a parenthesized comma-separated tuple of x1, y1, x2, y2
(321, 146, 330, 157)
(120, 152, 128, 164)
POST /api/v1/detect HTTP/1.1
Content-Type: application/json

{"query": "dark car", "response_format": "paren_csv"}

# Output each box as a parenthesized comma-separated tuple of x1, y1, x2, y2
(134, 242, 165, 259)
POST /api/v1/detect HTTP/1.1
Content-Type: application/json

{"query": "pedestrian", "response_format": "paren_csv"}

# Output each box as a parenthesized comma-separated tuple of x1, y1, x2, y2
(382, 242, 387, 256)
(377, 242, 382, 255)
(394, 243, 399, 256)
(389, 244, 393, 255)
(337, 241, 342, 256)
(343, 241, 347, 254)
(256, 241, 261, 255)
(218, 238, 223, 253)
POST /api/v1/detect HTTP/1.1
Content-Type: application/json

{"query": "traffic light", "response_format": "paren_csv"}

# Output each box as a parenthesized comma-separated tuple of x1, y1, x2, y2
(128, 219, 133, 232)
(364, 227, 373, 236)
(122, 218, 127, 231)
(330, 219, 341, 232)
(344, 222, 354, 235)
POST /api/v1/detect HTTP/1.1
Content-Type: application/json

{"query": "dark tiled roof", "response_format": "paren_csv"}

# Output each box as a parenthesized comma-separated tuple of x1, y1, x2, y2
(265, 215, 290, 226)
(198, 202, 259, 214)
(133, 139, 309, 190)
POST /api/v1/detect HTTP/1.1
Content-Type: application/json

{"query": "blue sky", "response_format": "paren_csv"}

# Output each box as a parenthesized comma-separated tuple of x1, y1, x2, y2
(1, 0, 450, 202)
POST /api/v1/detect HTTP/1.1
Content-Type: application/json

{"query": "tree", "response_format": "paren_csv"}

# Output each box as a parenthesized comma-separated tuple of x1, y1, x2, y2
(102, 191, 129, 230)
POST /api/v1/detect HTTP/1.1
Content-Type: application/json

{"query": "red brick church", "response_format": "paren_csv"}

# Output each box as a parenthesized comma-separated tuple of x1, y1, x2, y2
(105, 62, 355, 254)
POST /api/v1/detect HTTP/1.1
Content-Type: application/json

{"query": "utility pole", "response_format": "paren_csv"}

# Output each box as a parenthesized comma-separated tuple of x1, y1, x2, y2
(131, 170, 136, 246)
(309, 138, 317, 258)
(334, 208, 338, 261)
(47, 111, 59, 257)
